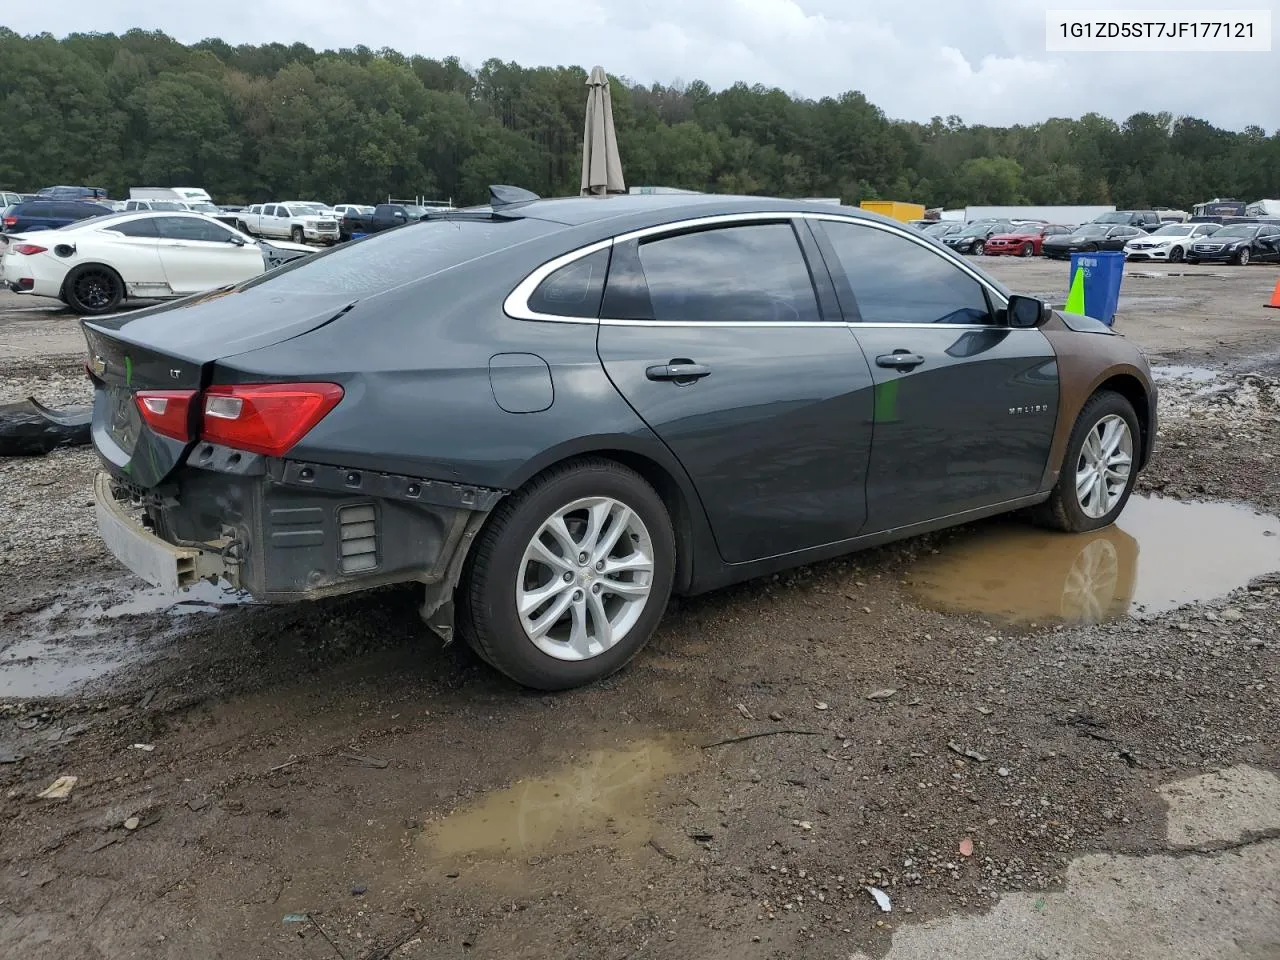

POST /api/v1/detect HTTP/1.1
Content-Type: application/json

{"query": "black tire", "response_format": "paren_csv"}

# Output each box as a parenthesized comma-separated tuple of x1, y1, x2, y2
(1168, 245, 1184, 263)
(1235, 248, 1250, 266)
(236, 220, 250, 234)
(1020, 242, 1034, 257)
(63, 264, 123, 315)
(459, 458, 676, 690)
(1033, 390, 1140, 533)
(972, 241, 985, 256)
(290, 226, 305, 244)
(1186, 257, 1200, 265)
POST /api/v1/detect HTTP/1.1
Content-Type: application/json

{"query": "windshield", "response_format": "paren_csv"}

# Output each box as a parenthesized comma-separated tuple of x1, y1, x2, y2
(187, 202, 219, 212)
(1092, 212, 1130, 224)
(1071, 225, 1109, 238)
(1213, 225, 1258, 238)
(922, 222, 955, 236)
(291, 203, 330, 213)
(956, 222, 996, 238)
(1151, 224, 1193, 236)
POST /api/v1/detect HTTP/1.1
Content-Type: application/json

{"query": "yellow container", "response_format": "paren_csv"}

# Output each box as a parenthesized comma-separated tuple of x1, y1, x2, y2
(858, 200, 926, 223)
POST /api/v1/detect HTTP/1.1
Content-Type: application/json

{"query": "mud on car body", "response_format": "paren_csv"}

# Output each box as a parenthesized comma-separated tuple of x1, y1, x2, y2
(86, 188, 1157, 690)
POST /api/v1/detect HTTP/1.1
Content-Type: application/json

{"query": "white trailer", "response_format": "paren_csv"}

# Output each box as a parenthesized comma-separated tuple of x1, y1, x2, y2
(129, 187, 214, 204)
(963, 205, 1115, 226)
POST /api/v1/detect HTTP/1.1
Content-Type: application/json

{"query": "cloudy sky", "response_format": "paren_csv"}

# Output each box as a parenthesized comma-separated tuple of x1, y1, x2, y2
(8, 0, 1279, 130)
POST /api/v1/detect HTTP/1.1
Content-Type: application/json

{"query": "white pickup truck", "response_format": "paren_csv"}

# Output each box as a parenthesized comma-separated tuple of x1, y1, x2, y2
(236, 202, 340, 245)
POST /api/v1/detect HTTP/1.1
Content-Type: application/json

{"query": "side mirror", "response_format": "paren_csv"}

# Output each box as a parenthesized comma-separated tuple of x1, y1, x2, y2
(1006, 294, 1048, 328)
(229, 235, 246, 246)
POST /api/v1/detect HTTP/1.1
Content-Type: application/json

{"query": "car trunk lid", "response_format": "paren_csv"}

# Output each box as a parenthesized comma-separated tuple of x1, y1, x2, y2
(82, 285, 357, 488)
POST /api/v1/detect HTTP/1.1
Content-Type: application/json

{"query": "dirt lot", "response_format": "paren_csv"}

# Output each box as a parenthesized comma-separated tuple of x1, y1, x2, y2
(1, 258, 1278, 959)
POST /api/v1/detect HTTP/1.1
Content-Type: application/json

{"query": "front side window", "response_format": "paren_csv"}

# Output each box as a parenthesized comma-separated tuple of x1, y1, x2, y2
(154, 216, 234, 243)
(527, 248, 609, 318)
(820, 220, 994, 325)
(634, 223, 822, 324)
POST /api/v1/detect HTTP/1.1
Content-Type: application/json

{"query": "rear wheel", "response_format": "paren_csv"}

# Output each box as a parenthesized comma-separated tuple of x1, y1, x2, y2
(459, 458, 676, 690)
(63, 265, 123, 315)
(1033, 391, 1139, 533)
(1020, 242, 1034, 257)
(1235, 247, 1250, 266)
(290, 226, 305, 244)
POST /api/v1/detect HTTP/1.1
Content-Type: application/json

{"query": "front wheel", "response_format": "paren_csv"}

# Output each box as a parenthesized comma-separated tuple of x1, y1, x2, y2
(1020, 242, 1034, 257)
(63, 265, 123, 315)
(459, 458, 676, 690)
(1235, 248, 1250, 266)
(290, 226, 305, 244)
(1168, 245, 1184, 263)
(1033, 391, 1139, 532)
(972, 241, 985, 256)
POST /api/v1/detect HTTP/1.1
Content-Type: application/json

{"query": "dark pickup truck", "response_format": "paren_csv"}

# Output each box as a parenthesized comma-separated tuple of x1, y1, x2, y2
(339, 203, 429, 241)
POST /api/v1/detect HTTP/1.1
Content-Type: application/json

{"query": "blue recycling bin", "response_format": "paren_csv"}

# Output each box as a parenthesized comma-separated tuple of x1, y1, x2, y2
(1067, 251, 1124, 326)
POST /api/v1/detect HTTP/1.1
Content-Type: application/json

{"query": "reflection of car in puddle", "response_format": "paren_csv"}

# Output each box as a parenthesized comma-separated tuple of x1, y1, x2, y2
(910, 522, 1139, 624)
(424, 741, 684, 859)
(909, 494, 1280, 625)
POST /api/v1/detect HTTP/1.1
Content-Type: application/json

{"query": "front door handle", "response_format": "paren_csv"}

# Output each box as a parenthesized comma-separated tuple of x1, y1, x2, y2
(875, 351, 926, 371)
(646, 361, 711, 382)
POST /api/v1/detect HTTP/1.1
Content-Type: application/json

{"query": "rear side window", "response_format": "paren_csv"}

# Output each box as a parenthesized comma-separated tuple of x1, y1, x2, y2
(820, 220, 994, 325)
(527, 248, 608, 318)
(634, 223, 822, 324)
(109, 218, 159, 238)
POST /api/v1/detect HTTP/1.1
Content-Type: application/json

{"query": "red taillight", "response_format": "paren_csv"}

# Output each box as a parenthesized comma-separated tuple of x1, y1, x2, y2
(2, 216, 16, 227)
(199, 383, 343, 457)
(12, 243, 47, 256)
(135, 390, 197, 442)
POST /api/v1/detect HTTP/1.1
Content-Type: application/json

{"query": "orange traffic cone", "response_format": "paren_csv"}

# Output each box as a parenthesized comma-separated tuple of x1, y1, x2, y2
(1267, 278, 1280, 309)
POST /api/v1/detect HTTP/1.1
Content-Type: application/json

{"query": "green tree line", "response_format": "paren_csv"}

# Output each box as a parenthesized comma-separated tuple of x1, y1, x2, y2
(1, 28, 1277, 209)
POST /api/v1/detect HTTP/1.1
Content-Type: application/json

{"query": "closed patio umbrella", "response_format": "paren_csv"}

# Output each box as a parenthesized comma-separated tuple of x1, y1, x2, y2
(581, 65, 625, 196)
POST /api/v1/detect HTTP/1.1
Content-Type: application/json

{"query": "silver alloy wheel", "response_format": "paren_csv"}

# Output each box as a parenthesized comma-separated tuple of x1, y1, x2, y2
(1075, 414, 1133, 519)
(516, 496, 655, 661)
(1238, 248, 1250, 266)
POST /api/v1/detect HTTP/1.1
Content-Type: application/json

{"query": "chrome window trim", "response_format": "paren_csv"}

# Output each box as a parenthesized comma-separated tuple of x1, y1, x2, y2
(503, 237, 614, 323)
(505, 210, 1012, 325)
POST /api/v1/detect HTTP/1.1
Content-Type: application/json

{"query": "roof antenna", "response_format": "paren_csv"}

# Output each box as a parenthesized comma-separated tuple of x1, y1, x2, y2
(489, 185, 541, 208)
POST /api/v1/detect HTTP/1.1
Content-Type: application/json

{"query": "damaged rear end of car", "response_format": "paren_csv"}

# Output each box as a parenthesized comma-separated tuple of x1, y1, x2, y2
(82, 227, 522, 632)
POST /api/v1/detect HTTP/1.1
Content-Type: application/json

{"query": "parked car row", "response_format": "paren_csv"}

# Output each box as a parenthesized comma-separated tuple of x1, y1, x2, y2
(909, 208, 1279, 266)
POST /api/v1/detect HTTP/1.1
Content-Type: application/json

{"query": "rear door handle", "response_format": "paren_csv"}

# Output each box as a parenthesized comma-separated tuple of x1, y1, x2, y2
(646, 362, 711, 382)
(875, 352, 925, 371)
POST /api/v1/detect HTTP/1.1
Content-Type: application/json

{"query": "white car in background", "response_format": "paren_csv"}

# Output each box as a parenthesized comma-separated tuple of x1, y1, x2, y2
(333, 203, 374, 218)
(0, 211, 313, 315)
(1123, 222, 1221, 263)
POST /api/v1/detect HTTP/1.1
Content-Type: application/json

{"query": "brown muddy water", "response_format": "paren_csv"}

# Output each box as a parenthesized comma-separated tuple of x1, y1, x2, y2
(420, 739, 690, 860)
(908, 494, 1280, 625)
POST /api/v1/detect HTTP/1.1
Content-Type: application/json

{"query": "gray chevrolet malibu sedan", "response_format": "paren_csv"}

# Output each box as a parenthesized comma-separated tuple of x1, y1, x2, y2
(84, 190, 1156, 689)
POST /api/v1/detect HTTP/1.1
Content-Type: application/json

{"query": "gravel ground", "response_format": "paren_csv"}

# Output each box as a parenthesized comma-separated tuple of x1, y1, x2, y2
(0, 262, 1277, 958)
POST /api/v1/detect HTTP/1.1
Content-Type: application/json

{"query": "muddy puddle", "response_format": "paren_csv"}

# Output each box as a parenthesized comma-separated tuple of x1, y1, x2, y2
(908, 495, 1280, 625)
(0, 579, 251, 697)
(421, 739, 690, 861)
